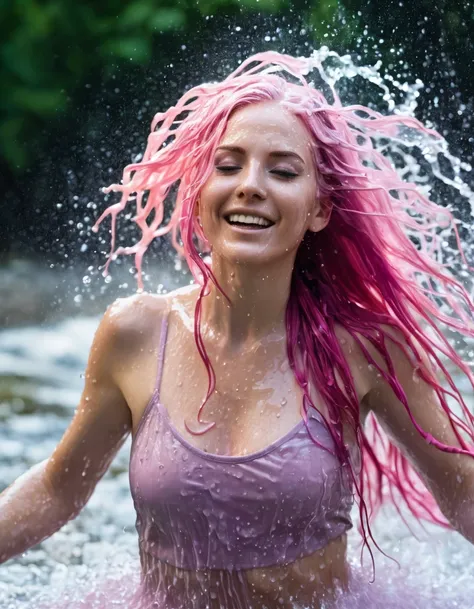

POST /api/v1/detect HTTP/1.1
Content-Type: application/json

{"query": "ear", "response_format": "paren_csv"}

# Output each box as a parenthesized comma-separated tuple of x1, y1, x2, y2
(194, 199, 203, 227)
(308, 198, 332, 233)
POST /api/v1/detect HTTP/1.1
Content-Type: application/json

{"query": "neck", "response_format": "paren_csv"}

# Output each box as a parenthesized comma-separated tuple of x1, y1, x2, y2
(199, 255, 295, 353)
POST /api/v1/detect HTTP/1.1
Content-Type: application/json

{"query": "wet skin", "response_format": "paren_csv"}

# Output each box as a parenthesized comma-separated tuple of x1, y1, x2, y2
(42, 101, 474, 607)
(118, 286, 371, 609)
(117, 102, 365, 607)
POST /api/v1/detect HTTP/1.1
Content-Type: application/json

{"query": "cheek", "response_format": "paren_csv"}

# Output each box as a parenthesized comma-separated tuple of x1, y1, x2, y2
(285, 191, 316, 227)
(197, 193, 222, 241)
(196, 190, 214, 223)
(198, 181, 227, 218)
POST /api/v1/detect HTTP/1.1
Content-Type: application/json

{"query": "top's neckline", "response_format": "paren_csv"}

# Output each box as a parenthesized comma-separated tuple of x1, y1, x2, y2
(156, 399, 330, 464)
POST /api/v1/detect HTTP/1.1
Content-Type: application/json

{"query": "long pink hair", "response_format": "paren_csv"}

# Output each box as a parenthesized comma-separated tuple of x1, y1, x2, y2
(94, 51, 474, 564)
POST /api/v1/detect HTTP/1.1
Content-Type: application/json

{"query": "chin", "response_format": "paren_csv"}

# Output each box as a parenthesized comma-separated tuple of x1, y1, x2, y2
(213, 245, 293, 269)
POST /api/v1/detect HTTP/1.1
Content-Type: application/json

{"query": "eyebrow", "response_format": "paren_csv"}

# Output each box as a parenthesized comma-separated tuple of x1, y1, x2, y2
(215, 145, 305, 165)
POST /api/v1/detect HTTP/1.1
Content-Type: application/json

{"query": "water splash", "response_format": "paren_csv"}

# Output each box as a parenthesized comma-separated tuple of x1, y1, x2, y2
(2, 45, 474, 607)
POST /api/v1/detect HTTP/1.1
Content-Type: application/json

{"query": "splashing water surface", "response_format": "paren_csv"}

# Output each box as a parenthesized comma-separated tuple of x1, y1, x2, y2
(1, 47, 474, 608)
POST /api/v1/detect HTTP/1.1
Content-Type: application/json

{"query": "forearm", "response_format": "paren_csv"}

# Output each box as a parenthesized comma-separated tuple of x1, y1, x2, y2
(0, 459, 77, 564)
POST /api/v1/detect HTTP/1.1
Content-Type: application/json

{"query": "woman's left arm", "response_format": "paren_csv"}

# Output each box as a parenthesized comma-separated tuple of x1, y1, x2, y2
(361, 327, 474, 544)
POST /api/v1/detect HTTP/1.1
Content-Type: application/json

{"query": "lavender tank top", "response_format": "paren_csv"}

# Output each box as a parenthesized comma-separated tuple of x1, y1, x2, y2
(129, 313, 354, 571)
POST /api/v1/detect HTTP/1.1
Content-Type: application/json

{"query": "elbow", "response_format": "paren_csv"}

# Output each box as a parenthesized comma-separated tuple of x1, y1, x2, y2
(41, 463, 88, 523)
(49, 486, 90, 523)
(438, 480, 474, 545)
(448, 499, 474, 545)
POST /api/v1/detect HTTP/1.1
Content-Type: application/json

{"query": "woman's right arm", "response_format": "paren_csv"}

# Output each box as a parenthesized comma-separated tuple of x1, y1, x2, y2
(0, 301, 134, 564)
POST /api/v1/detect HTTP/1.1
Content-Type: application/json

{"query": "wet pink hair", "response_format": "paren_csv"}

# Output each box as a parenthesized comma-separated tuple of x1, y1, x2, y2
(94, 51, 474, 565)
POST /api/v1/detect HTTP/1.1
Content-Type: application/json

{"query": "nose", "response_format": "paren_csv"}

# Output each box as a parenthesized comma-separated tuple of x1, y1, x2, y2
(236, 163, 267, 201)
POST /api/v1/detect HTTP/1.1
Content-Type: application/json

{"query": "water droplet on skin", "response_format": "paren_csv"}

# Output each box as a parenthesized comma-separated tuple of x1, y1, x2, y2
(280, 398, 287, 406)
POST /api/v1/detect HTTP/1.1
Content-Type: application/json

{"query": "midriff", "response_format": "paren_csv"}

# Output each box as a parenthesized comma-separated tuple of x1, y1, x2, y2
(140, 534, 348, 609)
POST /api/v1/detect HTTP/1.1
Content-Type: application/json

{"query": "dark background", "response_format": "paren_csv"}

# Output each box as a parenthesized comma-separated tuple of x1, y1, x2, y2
(1, 0, 473, 318)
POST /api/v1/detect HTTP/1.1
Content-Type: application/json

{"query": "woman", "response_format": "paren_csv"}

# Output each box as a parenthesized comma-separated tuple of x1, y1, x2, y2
(1, 51, 474, 608)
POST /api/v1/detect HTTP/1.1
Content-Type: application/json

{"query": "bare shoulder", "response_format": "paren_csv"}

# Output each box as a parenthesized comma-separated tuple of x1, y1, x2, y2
(352, 322, 429, 374)
(42, 291, 171, 507)
(98, 292, 169, 357)
(333, 323, 373, 370)
(333, 321, 421, 370)
(107, 291, 168, 331)
(332, 321, 426, 411)
(100, 285, 200, 361)
(331, 323, 373, 411)
(337, 322, 437, 419)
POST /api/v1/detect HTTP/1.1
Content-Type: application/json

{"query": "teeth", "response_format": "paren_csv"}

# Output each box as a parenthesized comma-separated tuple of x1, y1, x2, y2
(228, 214, 271, 227)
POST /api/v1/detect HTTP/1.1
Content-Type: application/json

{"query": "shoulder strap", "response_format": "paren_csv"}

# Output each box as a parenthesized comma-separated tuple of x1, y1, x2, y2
(154, 306, 170, 399)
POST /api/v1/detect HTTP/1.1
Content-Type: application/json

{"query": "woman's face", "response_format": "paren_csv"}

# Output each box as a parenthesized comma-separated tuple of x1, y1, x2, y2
(198, 101, 328, 268)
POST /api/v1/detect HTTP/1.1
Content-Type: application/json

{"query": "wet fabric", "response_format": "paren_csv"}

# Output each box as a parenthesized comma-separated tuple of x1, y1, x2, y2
(30, 313, 474, 608)
(129, 312, 354, 571)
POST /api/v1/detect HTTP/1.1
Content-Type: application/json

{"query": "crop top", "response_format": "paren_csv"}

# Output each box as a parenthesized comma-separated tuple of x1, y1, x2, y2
(129, 313, 354, 571)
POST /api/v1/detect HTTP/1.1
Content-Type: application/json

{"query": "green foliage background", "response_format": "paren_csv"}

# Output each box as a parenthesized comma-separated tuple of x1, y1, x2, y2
(1, 0, 303, 169)
(1, 0, 473, 257)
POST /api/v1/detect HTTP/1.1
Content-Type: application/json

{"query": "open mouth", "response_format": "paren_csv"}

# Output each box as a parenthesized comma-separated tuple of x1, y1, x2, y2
(225, 213, 274, 230)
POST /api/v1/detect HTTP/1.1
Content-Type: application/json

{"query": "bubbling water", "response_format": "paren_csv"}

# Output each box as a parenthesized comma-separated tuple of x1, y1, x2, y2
(2, 47, 474, 608)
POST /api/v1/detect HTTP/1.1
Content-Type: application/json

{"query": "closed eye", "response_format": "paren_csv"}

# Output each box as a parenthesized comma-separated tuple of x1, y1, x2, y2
(216, 166, 240, 172)
(273, 170, 298, 178)
(216, 166, 298, 179)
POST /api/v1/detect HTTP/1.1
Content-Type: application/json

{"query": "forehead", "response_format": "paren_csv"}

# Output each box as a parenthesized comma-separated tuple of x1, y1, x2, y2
(219, 102, 312, 159)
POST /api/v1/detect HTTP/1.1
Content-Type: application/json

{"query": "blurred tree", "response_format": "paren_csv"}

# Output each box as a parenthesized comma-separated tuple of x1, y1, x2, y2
(1, 0, 473, 260)
(4, 0, 472, 174)
(0, 0, 356, 173)
(0, 0, 342, 258)
(1, 0, 190, 170)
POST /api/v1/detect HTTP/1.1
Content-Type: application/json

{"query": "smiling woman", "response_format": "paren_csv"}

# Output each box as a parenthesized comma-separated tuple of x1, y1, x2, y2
(1, 51, 474, 609)
(197, 102, 327, 271)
